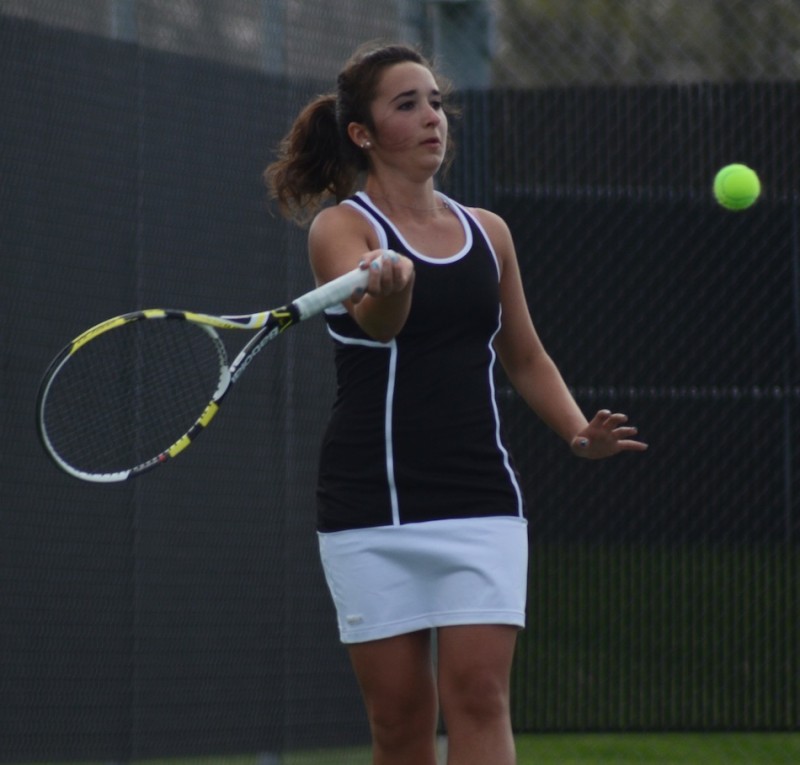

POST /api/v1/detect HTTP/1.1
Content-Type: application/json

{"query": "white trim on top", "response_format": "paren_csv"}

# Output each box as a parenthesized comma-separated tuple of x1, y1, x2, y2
(326, 328, 401, 526)
(352, 191, 473, 265)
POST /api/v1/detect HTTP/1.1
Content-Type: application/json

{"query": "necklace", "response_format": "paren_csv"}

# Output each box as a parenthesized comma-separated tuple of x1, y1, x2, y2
(368, 193, 449, 212)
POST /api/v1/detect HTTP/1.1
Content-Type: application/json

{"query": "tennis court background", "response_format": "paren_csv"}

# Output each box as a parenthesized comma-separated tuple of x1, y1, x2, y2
(1, 1, 798, 762)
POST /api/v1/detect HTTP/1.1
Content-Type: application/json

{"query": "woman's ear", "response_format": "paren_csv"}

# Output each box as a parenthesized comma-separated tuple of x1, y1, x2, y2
(347, 122, 372, 150)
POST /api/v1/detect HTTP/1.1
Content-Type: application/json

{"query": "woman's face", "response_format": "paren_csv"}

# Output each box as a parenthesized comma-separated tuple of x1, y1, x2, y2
(363, 61, 448, 177)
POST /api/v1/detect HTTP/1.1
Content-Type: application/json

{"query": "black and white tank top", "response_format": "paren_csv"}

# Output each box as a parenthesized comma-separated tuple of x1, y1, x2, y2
(316, 192, 525, 532)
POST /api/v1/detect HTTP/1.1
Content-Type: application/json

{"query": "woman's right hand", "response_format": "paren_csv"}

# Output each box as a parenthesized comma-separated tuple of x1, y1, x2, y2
(352, 249, 415, 304)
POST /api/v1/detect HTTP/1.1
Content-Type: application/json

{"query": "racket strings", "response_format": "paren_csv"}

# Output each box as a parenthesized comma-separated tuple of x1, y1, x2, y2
(41, 319, 228, 476)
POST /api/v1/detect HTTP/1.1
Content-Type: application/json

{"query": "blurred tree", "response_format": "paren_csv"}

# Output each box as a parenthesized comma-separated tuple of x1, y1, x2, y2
(493, 0, 800, 86)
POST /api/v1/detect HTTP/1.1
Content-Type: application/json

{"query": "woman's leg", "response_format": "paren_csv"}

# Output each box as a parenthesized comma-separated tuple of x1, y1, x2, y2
(437, 625, 518, 765)
(348, 629, 439, 765)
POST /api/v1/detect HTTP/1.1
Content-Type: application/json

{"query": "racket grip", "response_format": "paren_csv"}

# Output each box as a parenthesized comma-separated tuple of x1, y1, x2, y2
(293, 266, 370, 320)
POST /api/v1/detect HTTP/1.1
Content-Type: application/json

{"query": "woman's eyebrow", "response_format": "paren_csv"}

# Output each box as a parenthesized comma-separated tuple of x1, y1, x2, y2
(389, 88, 441, 103)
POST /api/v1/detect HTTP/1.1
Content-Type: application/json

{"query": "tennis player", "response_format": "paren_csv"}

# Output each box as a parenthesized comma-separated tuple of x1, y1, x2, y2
(266, 42, 647, 765)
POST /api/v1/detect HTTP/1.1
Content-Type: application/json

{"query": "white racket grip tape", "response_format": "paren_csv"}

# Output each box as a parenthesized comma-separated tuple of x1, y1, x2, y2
(292, 266, 370, 320)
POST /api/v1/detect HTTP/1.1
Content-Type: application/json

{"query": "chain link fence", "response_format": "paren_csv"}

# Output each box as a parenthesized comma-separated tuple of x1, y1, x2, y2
(5, 1, 800, 86)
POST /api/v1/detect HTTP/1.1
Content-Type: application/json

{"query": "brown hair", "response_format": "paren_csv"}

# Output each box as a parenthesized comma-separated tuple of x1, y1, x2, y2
(265, 42, 455, 224)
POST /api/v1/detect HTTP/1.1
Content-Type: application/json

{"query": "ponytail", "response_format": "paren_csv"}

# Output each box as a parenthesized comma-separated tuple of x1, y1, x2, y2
(265, 94, 365, 225)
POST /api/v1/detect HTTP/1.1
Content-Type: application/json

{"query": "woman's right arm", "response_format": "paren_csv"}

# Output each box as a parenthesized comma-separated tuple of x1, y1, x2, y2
(308, 206, 415, 342)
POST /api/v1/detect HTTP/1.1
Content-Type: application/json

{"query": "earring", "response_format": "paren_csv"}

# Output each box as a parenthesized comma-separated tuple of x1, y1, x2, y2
(362, 141, 371, 149)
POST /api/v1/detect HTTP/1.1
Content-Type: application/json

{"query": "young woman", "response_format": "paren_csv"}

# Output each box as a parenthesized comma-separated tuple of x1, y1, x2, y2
(266, 43, 647, 765)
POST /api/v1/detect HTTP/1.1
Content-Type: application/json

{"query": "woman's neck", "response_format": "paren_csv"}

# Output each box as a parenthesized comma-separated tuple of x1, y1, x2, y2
(363, 180, 447, 219)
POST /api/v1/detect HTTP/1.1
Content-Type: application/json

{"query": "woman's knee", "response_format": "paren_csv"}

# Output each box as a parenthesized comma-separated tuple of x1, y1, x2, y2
(348, 632, 439, 748)
(441, 666, 510, 724)
(437, 625, 517, 724)
(367, 690, 437, 748)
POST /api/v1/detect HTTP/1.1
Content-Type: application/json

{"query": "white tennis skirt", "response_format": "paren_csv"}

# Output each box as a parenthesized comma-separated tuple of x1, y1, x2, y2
(318, 516, 528, 644)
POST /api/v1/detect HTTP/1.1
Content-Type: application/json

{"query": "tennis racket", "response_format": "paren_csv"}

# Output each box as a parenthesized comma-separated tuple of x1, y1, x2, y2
(36, 265, 369, 483)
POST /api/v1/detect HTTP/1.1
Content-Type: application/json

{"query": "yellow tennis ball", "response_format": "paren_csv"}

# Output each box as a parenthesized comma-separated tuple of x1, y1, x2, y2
(713, 164, 761, 211)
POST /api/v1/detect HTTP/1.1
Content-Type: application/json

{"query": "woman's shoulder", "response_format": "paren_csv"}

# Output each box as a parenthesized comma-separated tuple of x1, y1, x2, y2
(456, 204, 508, 230)
(308, 198, 382, 266)
(455, 204, 514, 254)
(310, 198, 374, 237)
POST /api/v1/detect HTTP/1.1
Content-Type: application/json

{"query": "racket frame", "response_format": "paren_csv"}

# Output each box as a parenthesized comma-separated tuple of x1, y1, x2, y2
(36, 265, 370, 482)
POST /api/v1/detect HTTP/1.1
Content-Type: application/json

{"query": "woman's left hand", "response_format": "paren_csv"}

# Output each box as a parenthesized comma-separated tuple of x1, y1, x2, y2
(570, 410, 648, 459)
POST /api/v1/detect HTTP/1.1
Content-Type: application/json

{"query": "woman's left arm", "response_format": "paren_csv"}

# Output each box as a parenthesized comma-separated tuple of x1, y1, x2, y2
(475, 209, 648, 459)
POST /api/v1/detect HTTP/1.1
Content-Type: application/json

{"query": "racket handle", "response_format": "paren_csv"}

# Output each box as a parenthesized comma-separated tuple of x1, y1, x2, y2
(293, 265, 370, 320)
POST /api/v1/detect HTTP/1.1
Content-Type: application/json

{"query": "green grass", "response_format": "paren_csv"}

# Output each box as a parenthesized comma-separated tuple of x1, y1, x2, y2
(515, 733, 800, 764)
(49, 733, 794, 764)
